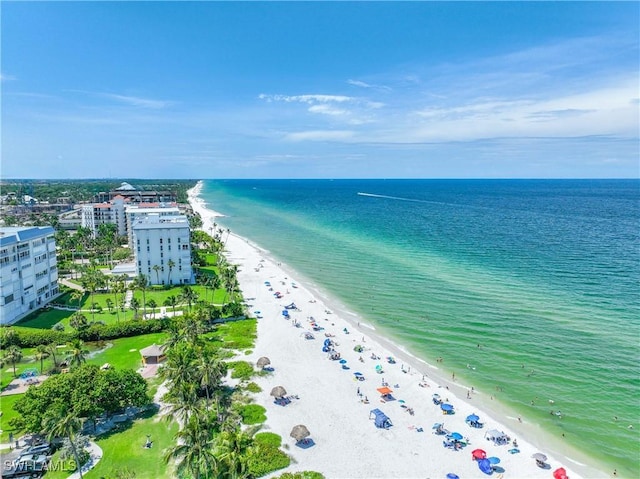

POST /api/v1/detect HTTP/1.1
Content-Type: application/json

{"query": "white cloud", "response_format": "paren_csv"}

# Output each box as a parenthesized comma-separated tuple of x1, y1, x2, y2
(285, 130, 354, 142)
(258, 93, 353, 104)
(308, 104, 348, 116)
(101, 93, 174, 109)
(1, 73, 17, 81)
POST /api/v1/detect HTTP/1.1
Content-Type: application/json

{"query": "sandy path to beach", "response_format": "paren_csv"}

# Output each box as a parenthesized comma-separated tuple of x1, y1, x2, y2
(189, 183, 592, 479)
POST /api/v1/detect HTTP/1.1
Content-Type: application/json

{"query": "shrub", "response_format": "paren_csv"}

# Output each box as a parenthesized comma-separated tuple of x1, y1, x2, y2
(253, 432, 281, 448)
(238, 404, 266, 425)
(275, 472, 325, 479)
(245, 382, 262, 393)
(0, 327, 74, 349)
(78, 317, 169, 342)
(247, 444, 290, 477)
(228, 361, 254, 381)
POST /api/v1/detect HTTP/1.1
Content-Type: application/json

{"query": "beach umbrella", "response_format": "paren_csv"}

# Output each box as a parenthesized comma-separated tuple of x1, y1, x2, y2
(466, 413, 480, 422)
(531, 453, 548, 462)
(441, 403, 454, 411)
(290, 424, 310, 442)
(354, 372, 364, 376)
(488, 457, 501, 465)
(471, 449, 487, 460)
(257, 357, 271, 369)
(432, 423, 444, 430)
(377, 386, 393, 395)
(448, 432, 463, 441)
(553, 467, 569, 479)
(270, 386, 287, 398)
(477, 458, 493, 475)
(446, 474, 460, 479)
(339, 359, 347, 364)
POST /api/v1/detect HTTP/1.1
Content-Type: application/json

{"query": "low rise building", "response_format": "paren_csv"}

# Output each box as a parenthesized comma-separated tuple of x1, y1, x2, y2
(0, 226, 59, 325)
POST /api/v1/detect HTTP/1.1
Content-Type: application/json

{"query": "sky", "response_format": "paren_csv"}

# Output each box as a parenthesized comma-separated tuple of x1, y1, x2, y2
(1, 1, 639, 179)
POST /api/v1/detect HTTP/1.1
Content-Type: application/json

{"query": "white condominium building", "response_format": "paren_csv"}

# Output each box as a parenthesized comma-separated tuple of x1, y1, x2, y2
(0, 226, 60, 325)
(132, 213, 193, 286)
(81, 195, 126, 237)
(125, 204, 180, 247)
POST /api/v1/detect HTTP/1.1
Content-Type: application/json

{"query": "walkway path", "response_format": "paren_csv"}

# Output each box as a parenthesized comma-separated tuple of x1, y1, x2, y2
(66, 441, 103, 479)
(58, 278, 85, 292)
(124, 290, 133, 309)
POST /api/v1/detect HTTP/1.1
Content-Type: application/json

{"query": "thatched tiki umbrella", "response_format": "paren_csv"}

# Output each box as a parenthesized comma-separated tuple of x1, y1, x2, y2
(290, 424, 310, 442)
(270, 386, 287, 398)
(257, 357, 271, 369)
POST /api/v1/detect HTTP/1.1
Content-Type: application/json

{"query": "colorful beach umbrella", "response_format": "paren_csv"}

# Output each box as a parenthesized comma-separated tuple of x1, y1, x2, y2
(466, 413, 480, 422)
(441, 403, 454, 411)
(471, 449, 487, 460)
(488, 456, 501, 465)
(553, 467, 569, 479)
(477, 458, 493, 475)
(432, 423, 444, 429)
(448, 432, 463, 441)
(446, 474, 460, 479)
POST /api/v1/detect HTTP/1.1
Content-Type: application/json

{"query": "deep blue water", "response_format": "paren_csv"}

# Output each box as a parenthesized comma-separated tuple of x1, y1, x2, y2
(200, 179, 640, 476)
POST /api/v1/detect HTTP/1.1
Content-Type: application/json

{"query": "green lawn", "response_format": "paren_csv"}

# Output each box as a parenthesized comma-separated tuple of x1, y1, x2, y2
(85, 333, 168, 371)
(15, 309, 73, 329)
(43, 409, 178, 479)
(0, 393, 23, 442)
(85, 409, 178, 479)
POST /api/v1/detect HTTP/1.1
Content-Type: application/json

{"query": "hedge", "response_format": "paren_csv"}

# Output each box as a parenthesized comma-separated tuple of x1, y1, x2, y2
(0, 318, 170, 348)
(247, 444, 290, 477)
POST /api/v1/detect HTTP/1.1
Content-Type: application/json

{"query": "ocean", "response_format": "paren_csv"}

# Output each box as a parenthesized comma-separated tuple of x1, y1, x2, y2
(199, 179, 639, 476)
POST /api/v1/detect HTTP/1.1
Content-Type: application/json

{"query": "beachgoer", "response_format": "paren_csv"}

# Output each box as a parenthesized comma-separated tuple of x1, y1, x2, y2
(466, 391, 470, 399)
(452, 372, 455, 380)
(518, 416, 522, 423)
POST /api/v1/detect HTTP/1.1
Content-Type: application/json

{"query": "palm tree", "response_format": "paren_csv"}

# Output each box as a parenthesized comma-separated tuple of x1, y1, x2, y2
(4, 345, 22, 377)
(165, 412, 218, 479)
(167, 259, 176, 285)
(215, 428, 252, 479)
(152, 264, 161, 285)
(130, 297, 140, 319)
(66, 339, 89, 368)
(147, 299, 157, 319)
(182, 315, 205, 346)
(164, 381, 201, 426)
(35, 344, 50, 374)
(134, 274, 149, 319)
(46, 342, 60, 367)
(70, 290, 84, 310)
(42, 402, 85, 479)
(105, 298, 114, 313)
(179, 286, 198, 312)
(197, 355, 227, 402)
(164, 295, 178, 316)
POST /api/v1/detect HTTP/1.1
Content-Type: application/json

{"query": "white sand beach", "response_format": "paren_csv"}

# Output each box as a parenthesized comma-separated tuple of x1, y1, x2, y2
(188, 182, 597, 479)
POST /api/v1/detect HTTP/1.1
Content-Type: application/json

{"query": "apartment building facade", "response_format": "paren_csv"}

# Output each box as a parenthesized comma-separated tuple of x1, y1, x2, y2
(132, 213, 194, 286)
(0, 226, 60, 325)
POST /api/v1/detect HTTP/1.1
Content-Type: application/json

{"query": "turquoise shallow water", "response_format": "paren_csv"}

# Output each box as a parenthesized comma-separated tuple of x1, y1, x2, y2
(200, 179, 640, 476)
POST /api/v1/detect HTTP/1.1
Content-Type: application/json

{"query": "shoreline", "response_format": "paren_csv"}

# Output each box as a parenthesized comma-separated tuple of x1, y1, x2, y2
(188, 181, 606, 479)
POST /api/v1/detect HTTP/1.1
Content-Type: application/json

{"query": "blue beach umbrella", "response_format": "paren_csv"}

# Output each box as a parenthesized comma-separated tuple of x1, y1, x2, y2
(477, 458, 493, 475)
(432, 423, 443, 429)
(441, 403, 454, 411)
(449, 432, 463, 441)
(488, 457, 501, 465)
(466, 414, 480, 422)
(446, 474, 460, 479)
(339, 359, 347, 364)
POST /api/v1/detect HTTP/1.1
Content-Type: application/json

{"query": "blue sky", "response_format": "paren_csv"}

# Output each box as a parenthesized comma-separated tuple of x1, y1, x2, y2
(2, 1, 638, 179)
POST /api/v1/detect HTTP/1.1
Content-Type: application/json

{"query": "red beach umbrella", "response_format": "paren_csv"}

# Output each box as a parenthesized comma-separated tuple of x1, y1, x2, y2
(553, 467, 569, 479)
(471, 448, 487, 460)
